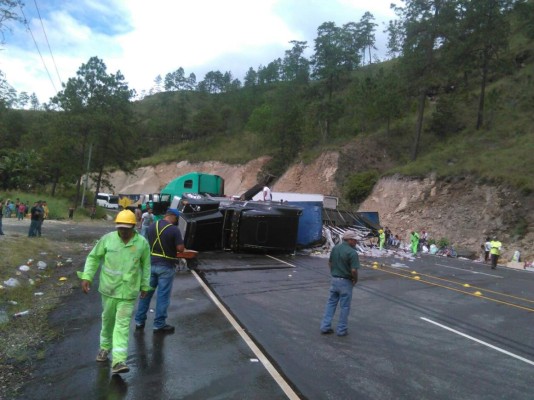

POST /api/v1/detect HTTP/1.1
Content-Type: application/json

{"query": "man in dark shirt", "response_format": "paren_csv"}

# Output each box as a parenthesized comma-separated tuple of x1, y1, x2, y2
(28, 201, 43, 237)
(135, 208, 184, 333)
(320, 231, 360, 336)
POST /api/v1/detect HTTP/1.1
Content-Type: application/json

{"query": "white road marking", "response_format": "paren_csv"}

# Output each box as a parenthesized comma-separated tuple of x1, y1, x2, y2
(192, 270, 300, 400)
(421, 317, 534, 366)
(266, 254, 297, 268)
(436, 264, 503, 278)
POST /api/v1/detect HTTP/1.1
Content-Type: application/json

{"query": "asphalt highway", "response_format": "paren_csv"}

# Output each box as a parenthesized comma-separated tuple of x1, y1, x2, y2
(9, 219, 534, 399)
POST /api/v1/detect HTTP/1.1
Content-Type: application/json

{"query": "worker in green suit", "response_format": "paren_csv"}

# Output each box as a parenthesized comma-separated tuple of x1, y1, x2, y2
(78, 210, 151, 374)
(410, 231, 420, 256)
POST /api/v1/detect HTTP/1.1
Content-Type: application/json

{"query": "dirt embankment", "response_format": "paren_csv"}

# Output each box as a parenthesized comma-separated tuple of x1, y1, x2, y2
(108, 154, 534, 262)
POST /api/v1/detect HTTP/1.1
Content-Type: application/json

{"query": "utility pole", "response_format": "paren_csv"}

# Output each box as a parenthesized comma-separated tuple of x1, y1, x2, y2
(80, 143, 93, 208)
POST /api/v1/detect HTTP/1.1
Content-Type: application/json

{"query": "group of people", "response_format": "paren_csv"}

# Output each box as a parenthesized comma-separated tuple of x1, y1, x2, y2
(78, 208, 185, 375)
(376, 228, 430, 256)
(0, 199, 49, 237)
(1, 198, 30, 220)
(376, 227, 402, 250)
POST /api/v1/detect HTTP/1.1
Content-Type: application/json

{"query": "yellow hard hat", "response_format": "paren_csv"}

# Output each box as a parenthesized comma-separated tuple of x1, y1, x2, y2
(379, 229, 383, 233)
(115, 210, 136, 227)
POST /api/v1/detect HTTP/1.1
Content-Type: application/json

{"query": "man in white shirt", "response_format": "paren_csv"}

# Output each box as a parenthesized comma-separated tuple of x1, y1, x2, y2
(262, 186, 272, 201)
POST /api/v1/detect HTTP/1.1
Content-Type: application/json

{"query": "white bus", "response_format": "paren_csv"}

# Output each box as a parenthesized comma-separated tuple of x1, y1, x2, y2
(96, 193, 120, 209)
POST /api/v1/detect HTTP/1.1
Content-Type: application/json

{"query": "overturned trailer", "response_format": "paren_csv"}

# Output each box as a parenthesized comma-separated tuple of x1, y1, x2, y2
(177, 194, 303, 253)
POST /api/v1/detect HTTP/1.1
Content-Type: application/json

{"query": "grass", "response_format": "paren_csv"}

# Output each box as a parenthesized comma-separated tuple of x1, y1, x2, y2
(139, 131, 265, 166)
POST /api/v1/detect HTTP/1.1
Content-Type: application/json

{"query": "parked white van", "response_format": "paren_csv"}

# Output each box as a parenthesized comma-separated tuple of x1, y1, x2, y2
(96, 193, 120, 209)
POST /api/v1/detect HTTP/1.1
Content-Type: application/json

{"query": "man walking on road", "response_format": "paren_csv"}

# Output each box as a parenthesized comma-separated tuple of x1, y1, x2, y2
(320, 231, 360, 337)
(135, 208, 185, 333)
(78, 210, 151, 374)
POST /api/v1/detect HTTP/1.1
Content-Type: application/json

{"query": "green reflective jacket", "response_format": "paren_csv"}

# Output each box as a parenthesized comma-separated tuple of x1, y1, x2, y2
(78, 231, 151, 299)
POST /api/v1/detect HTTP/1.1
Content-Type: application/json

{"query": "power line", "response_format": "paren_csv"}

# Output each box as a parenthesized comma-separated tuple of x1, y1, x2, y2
(33, 0, 62, 87)
(17, 0, 58, 95)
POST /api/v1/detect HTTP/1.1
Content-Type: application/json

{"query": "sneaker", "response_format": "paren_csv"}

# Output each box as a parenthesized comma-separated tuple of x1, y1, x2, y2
(96, 349, 109, 362)
(135, 323, 145, 330)
(321, 329, 334, 335)
(337, 332, 348, 337)
(112, 362, 130, 374)
(153, 324, 175, 333)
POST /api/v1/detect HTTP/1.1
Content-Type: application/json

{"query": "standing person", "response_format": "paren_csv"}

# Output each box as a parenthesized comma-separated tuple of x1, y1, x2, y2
(385, 227, 392, 246)
(490, 236, 502, 270)
(262, 185, 272, 201)
(78, 210, 151, 374)
(28, 201, 42, 237)
(484, 237, 492, 264)
(410, 231, 420, 256)
(140, 207, 154, 239)
(135, 208, 184, 333)
(42, 201, 49, 220)
(320, 231, 360, 337)
(0, 200, 4, 235)
(378, 229, 386, 250)
(134, 205, 142, 232)
(35, 201, 45, 236)
(17, 202, 26, 220)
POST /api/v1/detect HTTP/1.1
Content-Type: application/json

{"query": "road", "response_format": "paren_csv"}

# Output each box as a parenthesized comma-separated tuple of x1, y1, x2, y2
(11, 219, 534, 399)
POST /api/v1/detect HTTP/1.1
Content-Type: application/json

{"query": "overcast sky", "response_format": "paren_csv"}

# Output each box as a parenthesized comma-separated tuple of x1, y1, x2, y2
(1, 0, 396, 104)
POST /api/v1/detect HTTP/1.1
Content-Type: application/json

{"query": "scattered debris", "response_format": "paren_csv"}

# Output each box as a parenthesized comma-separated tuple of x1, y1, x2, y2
(37, 261, 47, 270)
(13, 310, 29, 318)
(3, 278, 20, 288)
(18, 265, 30, 272)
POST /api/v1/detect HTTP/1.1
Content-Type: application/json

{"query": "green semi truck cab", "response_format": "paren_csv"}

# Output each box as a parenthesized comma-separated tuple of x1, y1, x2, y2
(161, 172, 224, 199)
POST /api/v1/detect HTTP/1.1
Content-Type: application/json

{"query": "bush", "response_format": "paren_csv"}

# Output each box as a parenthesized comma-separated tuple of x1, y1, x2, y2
(344, 171, 379, 205)
(437, 237, 450, 248)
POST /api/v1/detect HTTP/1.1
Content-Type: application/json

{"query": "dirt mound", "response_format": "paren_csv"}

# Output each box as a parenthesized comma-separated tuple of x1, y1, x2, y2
(359, 175, 534, 261)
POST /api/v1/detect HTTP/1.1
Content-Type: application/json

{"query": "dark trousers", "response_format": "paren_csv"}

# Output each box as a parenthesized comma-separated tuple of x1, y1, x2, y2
(491, 254, 499, 269)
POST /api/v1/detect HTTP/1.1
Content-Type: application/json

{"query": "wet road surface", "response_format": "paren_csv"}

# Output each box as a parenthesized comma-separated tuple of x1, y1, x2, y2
(11, 220, 534, 399)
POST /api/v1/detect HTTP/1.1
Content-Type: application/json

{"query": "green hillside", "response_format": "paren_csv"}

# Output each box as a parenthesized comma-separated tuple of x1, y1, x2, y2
(1, 1, 533, 205)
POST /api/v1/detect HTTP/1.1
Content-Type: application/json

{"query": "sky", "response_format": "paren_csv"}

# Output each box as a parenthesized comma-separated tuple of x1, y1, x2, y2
(1, 0, 396, 104)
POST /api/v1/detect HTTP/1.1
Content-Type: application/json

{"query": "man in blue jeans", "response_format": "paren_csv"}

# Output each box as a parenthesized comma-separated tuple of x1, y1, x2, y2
(320, 231, 360, 336)
(135, 208, 185, 333)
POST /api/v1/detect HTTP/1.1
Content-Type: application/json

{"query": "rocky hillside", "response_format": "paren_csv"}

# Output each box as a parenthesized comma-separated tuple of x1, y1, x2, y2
(108, 153, 534, 262)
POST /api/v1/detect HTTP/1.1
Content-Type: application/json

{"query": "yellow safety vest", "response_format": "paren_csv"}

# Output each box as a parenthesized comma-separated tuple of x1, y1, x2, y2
(490, 240, 501, 256)
(150, 221, 178, 260)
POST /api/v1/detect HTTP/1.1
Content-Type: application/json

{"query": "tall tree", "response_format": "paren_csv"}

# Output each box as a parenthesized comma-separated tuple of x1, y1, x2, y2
(282, 40, 310, 83)
(51, 57, 138, 205)
(358, 12, 378, 65)
(390, 0, 455, 160)
(452, 0, 516, 129)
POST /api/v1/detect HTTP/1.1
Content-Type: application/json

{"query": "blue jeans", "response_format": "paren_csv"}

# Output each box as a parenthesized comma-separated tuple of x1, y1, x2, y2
(320, 277, 354, 335)
(135, 263, 176, 329)
(28, 220, 39, 237)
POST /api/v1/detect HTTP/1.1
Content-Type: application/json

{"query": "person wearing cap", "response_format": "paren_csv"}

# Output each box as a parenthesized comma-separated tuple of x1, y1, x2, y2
(77, 209, 151, 374)
(320, 230, 361, 337)
(135, 208, 185, 334)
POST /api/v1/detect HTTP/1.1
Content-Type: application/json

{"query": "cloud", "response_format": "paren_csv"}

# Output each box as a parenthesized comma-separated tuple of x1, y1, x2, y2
(1, 0, 395, 104)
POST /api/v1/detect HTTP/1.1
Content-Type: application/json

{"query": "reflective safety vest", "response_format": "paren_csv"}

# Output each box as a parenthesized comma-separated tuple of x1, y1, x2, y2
(150, 221, 178, 260)
(490, 240, 502, 256)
